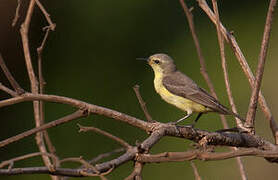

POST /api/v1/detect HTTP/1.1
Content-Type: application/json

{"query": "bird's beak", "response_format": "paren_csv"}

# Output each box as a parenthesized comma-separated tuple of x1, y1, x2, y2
(136, 58, 149, 62)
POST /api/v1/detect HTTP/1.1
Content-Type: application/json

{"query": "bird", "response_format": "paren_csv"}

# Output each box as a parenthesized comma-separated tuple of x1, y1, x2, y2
(138, 53, 244, 125)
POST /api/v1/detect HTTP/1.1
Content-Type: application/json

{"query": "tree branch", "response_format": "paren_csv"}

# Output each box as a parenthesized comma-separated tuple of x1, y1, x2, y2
(245, 0, 277, 131)
(211, 1, 247, 178)
(0, 110, 86, 148)
(179, 0, 228, 128)
(78, 124, 131, 149)
(133, 84, 154, 122)
(197, 0, 278, 143)
(0, 54, 24, 95)
(136, 148, 278, 163)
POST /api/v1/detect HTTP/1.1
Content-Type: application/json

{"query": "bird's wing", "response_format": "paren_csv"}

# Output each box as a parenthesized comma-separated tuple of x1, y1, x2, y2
(162, 71, 230, 114)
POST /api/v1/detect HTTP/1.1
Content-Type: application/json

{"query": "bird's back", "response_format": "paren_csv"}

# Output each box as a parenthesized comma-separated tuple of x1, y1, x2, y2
(162, 71, 231, 115)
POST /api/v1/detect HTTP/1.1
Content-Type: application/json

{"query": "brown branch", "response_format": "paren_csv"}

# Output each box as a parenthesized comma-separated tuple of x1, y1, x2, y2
(12, 0, 22, 27)
(190, 161, 202, 180)
(0, 110, 86, 148)
(20, 0, 55, 176)
(211, 0, 243, 128)
(124, 162, 144, 180)
(0, 152, 58, 170)
(245, 0, 277, 131)
(0, 93, 276, 150)
(197, 0, 278, 143)
(136, 148, 278, 163)
(0, 54, 24, 95)
(133, 84, 154, 122)
(62, 148, 124, 180)
(78, 124, 131, 149)
(88, 148, 125, 164)
(0, 93, 150, 132)
(0, 83, 18, 97)
(179, 0, 228, 128)
(211, 1, 247, 178)
(37, 23, 58, 159)
(35, 0, 56, 31)
(60, 157, 107, 180)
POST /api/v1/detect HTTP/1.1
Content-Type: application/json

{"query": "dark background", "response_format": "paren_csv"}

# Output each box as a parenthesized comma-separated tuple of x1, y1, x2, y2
(1, 0, 278, 179)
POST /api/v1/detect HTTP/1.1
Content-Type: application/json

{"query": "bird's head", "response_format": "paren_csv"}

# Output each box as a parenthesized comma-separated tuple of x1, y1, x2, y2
(137, 53, 177, 74)
(147, 53, 176, 74)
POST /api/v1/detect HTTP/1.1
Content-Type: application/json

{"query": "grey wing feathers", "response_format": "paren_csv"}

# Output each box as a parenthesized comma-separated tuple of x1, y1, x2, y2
(162, 71, 231, 115)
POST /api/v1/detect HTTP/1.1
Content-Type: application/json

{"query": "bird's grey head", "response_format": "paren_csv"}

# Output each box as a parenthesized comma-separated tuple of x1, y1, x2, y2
(148, 53, 177, 74)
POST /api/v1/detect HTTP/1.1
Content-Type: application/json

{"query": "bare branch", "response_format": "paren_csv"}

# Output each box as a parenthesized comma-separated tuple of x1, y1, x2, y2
(124, 162, 144, 180)
(211, 1, 247, 178)
(197, 0, 278, 143)
(0, 54, 24, 94)
(60, 157, 107, 180)
(190, 161, 202, 180)
(62, 148, 124, 180)
(179, 0, 228, 128)
(0, 93, 276, 150)
(133, 84, 154, 122)
(0, 93, 150, 132)
(0, 83, 18, 97)
(88, 148, 125, 165)
(35, 0, 56, 31)
(0, 110, 86, 148)
(12, 0, 22, 27)
(20, 0, 55, 175)
(78, 124, 131, 149)
(0, 152, 58, 169)
(136, 148, 278, 163)
(245, 0, 277, 131)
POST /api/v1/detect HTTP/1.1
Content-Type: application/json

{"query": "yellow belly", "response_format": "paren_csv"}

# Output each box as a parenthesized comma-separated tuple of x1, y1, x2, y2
(154, 74, 209, 113)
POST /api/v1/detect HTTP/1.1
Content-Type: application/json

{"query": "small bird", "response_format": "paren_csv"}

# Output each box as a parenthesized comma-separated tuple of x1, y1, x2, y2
(138, 53, 244, 125)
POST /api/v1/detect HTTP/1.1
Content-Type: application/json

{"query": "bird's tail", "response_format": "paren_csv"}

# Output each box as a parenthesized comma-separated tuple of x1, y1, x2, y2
(216, 103, 245, 122)
(227, 110, 245, 122)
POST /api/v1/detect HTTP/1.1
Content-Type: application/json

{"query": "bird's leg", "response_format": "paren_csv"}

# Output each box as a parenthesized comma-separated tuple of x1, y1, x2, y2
(194, 113, 203, 124)
(174, 111, 193, 124)
(186, 112, 203, 128)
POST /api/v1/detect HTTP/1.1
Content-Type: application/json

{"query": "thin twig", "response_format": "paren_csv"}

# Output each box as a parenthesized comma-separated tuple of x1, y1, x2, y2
(197, 0, 278, 143)
(0, 152, 58, 169)
(0, 110, 86, 148)
(245, 0, 277, 131)
(211, 0, 243, 128)
(20, 0, 56, 177)
(37, 24, 58, 159)
(62, 148, 124, 180)
(35, 0, 56, 30)
(179, 0, 228, 128)
(12, 0, 22, 27)
(0, 54, 24, 94)
(78, 124, 131, 149)
(60, 157, 107, 180)
(133, 84, 154, 122)
(190, 161, 202, 180)
(0, 83, 18, 97)
(211, 1, 248, 179)
(88, 148, 125, 164)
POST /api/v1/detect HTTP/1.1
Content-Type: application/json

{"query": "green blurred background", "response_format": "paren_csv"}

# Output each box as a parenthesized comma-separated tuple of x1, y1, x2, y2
(1, 0, 278, 179)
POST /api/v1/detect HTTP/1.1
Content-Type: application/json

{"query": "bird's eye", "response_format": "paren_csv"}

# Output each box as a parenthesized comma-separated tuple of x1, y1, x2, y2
(154, 59, 160, 64)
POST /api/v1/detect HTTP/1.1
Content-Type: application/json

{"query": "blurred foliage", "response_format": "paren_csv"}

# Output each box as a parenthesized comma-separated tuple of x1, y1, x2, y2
(0, 0, 278, 179)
